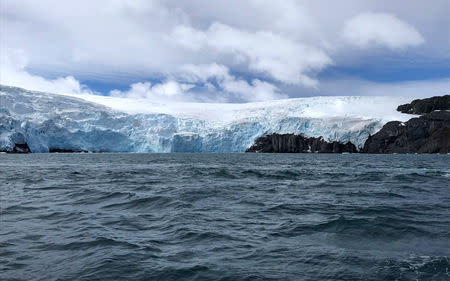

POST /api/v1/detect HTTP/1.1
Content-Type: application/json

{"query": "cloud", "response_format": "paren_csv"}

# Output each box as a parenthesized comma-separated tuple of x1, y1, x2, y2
(109, 81, 195, 101)
(342, 13, 424, 49)
(178, 63, 286, 101)
(105, 63, 286, 102)
(171, 23, 332, 86)
(0, 49, 93, 95)
(0, 49, 284, 102)
(2, 47, 448, 108)
(179, 63, 230, 82)
(293, 77, 450, 98)
(345, 78, 450, 98)
(107, 63, 285, 102)
(1, 0, 448, 102)
(221, 78, 284, 101)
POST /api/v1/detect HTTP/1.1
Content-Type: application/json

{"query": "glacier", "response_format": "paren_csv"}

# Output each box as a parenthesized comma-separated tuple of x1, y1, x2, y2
(0, 85, 412, 153)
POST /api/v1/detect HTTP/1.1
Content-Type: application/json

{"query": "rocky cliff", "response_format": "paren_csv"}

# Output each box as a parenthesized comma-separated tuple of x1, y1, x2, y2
(362, 96, 449, 154)
(245, 133, 357, 153)
(397, 95, 450, 114)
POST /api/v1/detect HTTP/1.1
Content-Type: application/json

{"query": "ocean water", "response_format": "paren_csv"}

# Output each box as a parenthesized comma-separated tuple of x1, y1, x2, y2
(0, 153, 449, 281)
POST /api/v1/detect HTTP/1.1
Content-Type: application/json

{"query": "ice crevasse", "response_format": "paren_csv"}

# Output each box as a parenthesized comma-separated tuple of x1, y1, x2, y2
(0, 85, 412, 152)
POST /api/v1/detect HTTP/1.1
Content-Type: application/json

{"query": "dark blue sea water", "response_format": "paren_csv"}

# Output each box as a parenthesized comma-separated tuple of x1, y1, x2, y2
(1, 153, 449, 281)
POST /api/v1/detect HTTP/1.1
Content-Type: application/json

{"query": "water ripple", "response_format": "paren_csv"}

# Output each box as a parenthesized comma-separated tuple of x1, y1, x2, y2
(0, 153, 449, 280)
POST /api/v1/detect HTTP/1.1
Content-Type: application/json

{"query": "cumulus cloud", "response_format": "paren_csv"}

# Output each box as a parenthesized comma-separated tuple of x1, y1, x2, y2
(0, 49, 284, 102)
(109, 81, 194, 101)
(342, 13, 424, 49)
(179, 63, 230, 82)
(178, 63, 286, 101)
(171, 23, 332, 86)
(221, 78, 284, 101)
(110, 63, 286, 102)
(0, 49, 93, 95)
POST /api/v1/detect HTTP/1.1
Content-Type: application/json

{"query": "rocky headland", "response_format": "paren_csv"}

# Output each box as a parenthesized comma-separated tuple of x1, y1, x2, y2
(397, 95, 450, 114)
(246, 95, 449, 154)
(362, 95, 449, 153)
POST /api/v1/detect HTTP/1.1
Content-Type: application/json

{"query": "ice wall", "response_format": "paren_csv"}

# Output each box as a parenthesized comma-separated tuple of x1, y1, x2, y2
(0, 85, 412, 152)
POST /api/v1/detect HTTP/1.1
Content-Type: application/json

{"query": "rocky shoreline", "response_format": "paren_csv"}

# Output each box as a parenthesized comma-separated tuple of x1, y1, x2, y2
(245, 134, 357, 153)
(362, 110, 449, 153)
(246, 95, 449, 154)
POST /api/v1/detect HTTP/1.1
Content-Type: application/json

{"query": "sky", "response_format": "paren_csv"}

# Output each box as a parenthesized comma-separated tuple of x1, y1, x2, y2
(1, 0, 449, 103)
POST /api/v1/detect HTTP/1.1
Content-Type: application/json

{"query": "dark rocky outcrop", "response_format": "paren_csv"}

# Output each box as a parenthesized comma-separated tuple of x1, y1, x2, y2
(363, 96, 450, 154)
(397, 95, 450, 114)
(246, 133, 357, 153)
(248, 96, 450, 154)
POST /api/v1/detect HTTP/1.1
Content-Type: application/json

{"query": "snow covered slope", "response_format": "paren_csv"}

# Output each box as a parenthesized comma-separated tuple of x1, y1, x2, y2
(0, 85, 412, 152)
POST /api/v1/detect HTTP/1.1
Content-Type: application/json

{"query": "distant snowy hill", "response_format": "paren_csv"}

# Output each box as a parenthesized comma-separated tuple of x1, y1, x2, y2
(0, 85, 412, 152)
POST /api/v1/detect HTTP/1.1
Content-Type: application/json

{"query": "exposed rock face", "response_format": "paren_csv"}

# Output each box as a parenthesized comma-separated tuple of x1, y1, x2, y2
(249, 96, 450, 154)
(363, 102, 450, 154)
(246, 133, 357, 153)
(397, 95, 450, 114)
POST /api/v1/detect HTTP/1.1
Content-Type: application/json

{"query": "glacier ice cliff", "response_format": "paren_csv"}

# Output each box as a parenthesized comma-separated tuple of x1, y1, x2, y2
(0, 85, 412, 153)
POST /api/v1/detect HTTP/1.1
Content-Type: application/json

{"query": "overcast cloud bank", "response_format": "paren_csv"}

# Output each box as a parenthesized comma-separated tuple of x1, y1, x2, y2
(1, 0, 448, 104)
